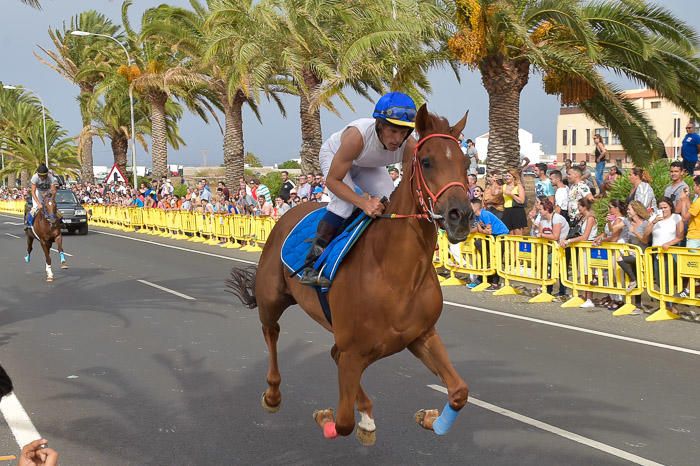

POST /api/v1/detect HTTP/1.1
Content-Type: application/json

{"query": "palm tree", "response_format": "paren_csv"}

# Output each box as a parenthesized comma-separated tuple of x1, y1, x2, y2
(119, 0, 214, 180)
(267, 0, 455, 174)
(20, 0, 41, 8)
(36, 10, 121, 183)
(449, 0, 700, 171)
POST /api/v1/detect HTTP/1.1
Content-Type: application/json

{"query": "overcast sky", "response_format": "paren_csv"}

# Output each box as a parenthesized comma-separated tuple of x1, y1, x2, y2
(2, 0, 697, 167)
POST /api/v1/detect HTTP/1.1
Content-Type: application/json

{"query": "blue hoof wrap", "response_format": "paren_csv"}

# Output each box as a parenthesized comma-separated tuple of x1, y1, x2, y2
(60, 252, 66, 263)
(432, 402, 459, 435)
(24, 254, 30, 263)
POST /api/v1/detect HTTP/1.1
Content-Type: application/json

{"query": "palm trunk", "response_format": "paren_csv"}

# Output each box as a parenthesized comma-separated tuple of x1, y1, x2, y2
(20, 169, 29, 188)
(111, 132, 128, 174)
(8, 172, 17, 189)
(480, 56, 530, 173)
(150, 92, 169, 180)
(299, 69, 322, 175)
(78, 86, 95, 183)
(223, 91, 245, 187)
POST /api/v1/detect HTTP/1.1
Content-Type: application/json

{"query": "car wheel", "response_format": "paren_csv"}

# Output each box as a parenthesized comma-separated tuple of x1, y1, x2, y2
(78, 224, 89, 235)
(67, 227, 77, 235)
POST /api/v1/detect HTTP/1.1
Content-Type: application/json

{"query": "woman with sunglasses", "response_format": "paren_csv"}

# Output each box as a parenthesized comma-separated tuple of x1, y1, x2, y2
(299, 92, 418, 286)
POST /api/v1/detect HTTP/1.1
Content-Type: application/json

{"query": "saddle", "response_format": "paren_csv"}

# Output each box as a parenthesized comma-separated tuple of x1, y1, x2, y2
(282, 207, 373, 288)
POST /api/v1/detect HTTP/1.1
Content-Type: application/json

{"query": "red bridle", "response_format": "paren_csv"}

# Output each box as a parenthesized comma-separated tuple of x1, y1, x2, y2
(410, 133, 467, 222)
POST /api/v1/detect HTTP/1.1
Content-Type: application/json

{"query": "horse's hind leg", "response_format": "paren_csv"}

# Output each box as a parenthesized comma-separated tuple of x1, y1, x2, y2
(260, 320, 282, 412)
(56, 234, 68, 268)
(330, 345, 375, 445)
(409, 327, 468, 435)
(41, 243, 53, 282)
(25, 234, 33, 263)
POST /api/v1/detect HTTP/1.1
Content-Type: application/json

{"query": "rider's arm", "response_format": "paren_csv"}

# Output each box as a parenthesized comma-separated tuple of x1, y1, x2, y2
(31, 184, 40, 205)
(325, 128, 372, 214)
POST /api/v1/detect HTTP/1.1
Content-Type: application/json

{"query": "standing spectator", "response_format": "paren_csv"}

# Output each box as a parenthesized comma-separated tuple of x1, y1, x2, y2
(561, 198, 598, 308)
(465, 139, 479, 176)
(534, 163, 554, 202)
(502, 169, 527, 235)
(297, 174, 311, 200)
(239, 177, 252, 198)
(278, 171, 295, 201)
(681, 176, 700, 248)
(273, 196, 291, 220)
(593, 133, 608, 190)
(664, 161, 690, 214)
(256, 179, 271, 203)
(627, 168, 656, 212)
(199, 179, 212, 202)
(257, 195, 273, 216)
(579, 161, 596, 196)
(681, 121, 700, 176)
(312, 186, 329, 202)
(218, 181, 230, 201)
(249, 179, 259, 200)
(483, 172, 505, 219)
(616, 200, 650, 302)
(549, 170, 569, 219)
(472, 185, 484, 201)
(388, 167, 401, 187)
(467, 174, 478, 199)
(538, 198, 570, 299)
(566, 166, 594, 223)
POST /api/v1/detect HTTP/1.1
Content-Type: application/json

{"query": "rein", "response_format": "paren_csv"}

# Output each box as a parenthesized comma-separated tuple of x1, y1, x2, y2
(381, 133, 467, 223)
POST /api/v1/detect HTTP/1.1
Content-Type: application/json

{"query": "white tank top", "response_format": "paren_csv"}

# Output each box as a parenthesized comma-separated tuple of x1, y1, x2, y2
(322, 118, 406, 167)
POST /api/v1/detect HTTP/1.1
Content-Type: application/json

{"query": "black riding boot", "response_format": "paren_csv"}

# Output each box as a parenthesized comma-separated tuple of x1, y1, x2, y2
(299, 220, 339, 287)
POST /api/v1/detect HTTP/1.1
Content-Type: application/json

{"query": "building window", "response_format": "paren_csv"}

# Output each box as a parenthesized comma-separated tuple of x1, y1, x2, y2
(572, 153, 577, 162)
(650, 101, 661, 109)
(594, 128, 609, 145)
(612, 133, 621, 145)
(674, 118, 682, 138)
(586, 129, 591, 145)
(572, 129, 577, 146)
(562, 129, 568, 146)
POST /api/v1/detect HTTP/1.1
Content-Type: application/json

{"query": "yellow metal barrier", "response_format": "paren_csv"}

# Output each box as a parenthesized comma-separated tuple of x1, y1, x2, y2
(0, 200, 25, 214)
(180, 211, 197, 240)
(442, 233, 497, 291)
(559, 242, 645, 315)
(224, 215, 241, 249)
(239, 216, 258, 251)
(494, 235, 559, 303)
(644, 246, 700, 322)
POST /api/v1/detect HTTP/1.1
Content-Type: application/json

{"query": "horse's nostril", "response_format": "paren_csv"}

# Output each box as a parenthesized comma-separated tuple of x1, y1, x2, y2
(448, 208, 461, 222)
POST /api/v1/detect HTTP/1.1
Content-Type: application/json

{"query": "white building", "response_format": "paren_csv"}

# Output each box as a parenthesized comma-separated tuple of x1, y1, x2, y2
(474, 128, 550, 164)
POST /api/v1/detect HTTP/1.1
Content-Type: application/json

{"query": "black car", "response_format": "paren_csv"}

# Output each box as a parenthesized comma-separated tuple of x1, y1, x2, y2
(55, 189, 89, 235)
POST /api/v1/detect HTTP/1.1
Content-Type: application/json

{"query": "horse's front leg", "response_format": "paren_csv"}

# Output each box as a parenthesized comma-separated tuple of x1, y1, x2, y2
(409, 327, 468, 435)
(56, 233, 68, 269)
(41, 242, 53, 282)
(25, 233, 33, 263)
(314, 351, 366, 439)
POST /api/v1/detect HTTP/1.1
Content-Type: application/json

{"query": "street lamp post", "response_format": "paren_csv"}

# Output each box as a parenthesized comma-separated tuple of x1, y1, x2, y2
(71, 30, 138, 190)
(3, 85, 49, 168)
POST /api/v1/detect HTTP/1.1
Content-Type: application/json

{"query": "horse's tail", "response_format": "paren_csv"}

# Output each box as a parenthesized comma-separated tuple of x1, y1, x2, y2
(226, 266, 258, 309)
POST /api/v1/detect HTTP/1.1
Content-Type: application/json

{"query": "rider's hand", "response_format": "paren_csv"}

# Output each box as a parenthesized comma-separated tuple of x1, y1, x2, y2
(362, 197, 385, 218)
(18, 439, 59, 466)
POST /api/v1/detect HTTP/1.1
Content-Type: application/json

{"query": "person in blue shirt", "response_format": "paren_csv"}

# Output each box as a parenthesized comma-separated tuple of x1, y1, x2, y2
(534, 163, 555, 202)
(467, 198, 509, 290)
(681, 122, 700, 176)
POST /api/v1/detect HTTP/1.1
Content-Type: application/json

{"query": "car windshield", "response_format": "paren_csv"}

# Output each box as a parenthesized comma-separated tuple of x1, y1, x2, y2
(56, 191, 78, 204)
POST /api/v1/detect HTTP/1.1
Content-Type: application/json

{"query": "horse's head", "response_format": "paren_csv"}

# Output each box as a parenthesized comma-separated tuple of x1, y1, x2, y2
(412, 105, 473, 243)
(42, 193, 60, 227)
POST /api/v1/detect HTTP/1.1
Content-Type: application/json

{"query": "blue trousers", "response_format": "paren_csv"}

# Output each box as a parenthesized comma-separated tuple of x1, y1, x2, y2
(595, 161, 605, 190)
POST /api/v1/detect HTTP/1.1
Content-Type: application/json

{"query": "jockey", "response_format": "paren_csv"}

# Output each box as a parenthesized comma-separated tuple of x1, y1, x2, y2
(299, 91, 417, 286)
(25, 163, 58, 229)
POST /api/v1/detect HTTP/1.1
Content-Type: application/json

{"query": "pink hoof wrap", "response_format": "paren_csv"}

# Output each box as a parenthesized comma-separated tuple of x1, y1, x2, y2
(323, 422, 338, 439)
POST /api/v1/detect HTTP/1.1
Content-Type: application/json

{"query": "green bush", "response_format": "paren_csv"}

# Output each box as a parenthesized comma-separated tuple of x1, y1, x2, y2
(173, 184, 188, 197)
(260, 171, 282, 199)
(279, 160, 301, 169)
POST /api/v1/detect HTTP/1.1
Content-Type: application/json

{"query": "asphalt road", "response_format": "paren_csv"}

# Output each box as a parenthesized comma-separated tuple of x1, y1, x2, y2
(0, 213, 698, 466)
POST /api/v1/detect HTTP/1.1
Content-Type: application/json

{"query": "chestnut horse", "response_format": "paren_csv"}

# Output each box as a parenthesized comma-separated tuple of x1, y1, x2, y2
(25, 192, 67, 281)
(228, 105, 472, 444)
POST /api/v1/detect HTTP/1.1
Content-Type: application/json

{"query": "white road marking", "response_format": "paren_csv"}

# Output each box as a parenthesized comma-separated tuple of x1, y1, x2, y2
(0, 393, 42, 449)
(137, 279, 196, 300)
(443, 301, 700, 357)
(4, 232, 20, 238)
(50, 249, 73, 257)
(3, 221, 23, 226)
(427, 384, 663, 466)
(92, 230, 256, 265)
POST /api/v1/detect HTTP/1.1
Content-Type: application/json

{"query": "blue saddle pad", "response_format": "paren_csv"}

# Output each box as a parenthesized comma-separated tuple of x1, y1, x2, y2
(281, 207, 373, 287)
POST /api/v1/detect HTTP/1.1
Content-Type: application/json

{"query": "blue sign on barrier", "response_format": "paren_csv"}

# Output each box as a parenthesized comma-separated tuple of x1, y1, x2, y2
(590, 248, 608, 261)
(519, 242, 532, 253)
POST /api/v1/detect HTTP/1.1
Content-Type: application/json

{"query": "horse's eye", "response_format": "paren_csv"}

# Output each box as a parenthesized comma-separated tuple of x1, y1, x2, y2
(421, 158, 431, 169)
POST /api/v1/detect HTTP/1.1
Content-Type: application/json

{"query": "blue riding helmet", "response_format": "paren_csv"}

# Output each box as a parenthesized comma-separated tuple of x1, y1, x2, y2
(372, 92, 416, 128)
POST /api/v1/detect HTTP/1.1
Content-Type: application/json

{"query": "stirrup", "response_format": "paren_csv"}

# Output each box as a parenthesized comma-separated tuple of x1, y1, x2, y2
(299, 268, 331, 287)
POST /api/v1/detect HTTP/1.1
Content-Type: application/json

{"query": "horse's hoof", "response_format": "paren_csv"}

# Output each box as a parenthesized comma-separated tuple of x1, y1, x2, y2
(46, 277, 54, 283)
(355, 427, 376, 446)
(313, 408, 337, 439)
(414, 409, 439, 431)
(61, 263, 68, 269)
(261, 391, 280, 413)
(24, 255, 30, 263)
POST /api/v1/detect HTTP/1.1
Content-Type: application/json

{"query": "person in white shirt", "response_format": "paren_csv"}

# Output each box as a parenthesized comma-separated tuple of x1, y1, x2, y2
(549, 170, 569, 219)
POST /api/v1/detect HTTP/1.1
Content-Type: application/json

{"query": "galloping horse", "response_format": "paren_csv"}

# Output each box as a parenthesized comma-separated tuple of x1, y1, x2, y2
(228, 105, 473, 444)
(25, 192, 67, 281)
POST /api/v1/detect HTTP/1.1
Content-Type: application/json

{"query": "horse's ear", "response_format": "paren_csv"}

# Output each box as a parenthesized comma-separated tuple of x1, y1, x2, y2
(449, 111, 469, 139)
(415, 104, 429, 136)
